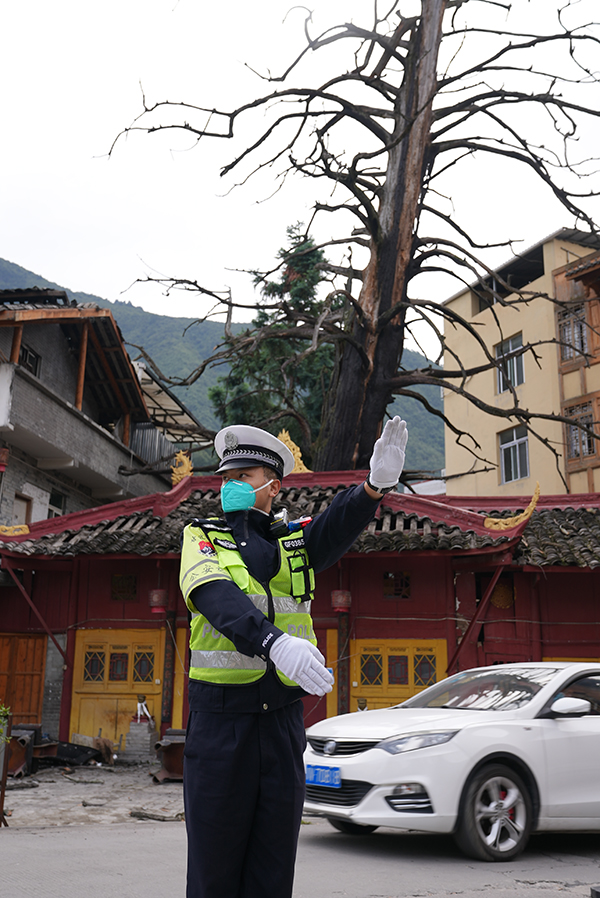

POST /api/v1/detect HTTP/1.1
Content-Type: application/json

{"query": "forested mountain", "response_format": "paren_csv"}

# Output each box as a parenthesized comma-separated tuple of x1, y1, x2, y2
(0, 258, 444, 473)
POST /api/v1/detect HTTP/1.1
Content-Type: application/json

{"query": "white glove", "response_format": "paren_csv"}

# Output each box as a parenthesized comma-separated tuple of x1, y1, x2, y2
(368, 416, 408, 490)
(269, 633, 334, 696)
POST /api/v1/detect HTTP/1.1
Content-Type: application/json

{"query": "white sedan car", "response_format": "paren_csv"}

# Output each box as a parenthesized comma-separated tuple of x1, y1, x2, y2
(304, 662, 600, 861)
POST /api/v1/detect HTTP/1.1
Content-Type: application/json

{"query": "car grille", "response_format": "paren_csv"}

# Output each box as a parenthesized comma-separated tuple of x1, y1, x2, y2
(305, 779, 373, 807)
(307, 737, 380, 757)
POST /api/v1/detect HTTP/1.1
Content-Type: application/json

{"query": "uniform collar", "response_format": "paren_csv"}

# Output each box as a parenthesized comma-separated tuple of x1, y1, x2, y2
(225, 507, 275, 539)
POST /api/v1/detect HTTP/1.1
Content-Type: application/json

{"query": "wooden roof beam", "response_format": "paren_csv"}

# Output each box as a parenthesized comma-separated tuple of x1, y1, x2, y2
(0, 308, 113, 325)
(87, 325, 130, 418)
(75, 321, 89, 411)
(9, 325, 23, 364)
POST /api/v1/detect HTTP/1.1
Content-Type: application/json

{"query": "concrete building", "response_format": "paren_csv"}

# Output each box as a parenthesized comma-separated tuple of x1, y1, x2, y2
(0, 287, 206, 526)
(553, 249, 600, 493)
(443, 229, 600, 496)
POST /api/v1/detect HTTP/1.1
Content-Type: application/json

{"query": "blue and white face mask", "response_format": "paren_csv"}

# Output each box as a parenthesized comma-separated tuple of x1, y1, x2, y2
(220, 479, 273, 513)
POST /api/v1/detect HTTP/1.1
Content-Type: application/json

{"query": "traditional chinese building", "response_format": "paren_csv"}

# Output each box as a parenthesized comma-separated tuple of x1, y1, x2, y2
(0, 473, 599, 743)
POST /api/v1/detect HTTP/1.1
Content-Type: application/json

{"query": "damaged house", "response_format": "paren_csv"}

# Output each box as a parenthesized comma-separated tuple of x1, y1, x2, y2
(0, 471, 599, 749)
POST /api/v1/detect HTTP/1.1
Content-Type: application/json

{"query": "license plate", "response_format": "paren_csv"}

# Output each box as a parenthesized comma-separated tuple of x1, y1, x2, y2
(306, 764, 341, 788)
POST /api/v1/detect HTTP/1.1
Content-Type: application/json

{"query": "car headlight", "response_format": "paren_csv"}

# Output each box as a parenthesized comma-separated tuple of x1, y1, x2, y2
(378, 731, 458, 755)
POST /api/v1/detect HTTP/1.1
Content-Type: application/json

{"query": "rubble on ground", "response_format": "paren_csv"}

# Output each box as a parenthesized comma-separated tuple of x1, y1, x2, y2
(3, 762, 184, 827)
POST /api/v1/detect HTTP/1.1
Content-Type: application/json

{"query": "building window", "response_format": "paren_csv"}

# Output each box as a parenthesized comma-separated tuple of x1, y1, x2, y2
(565, 402, 596, 460)
(473, 277, 511, 312)
(495, 333, 524, 393)
(18, 343, 41, 377)
(558, 304, 587, 361)
(499, 425, 529, 483)
(133, 650, 154, 683)
(109, 651, 129, 682)
(388, 655, 409, 685)
(111, 574, 137, 602)
(383, 571, 411, 599)
(360, 653, 383, 686)
(47, 489, 66, 519)
(83, 650, 105, 682)
(414, 655, 437, 688)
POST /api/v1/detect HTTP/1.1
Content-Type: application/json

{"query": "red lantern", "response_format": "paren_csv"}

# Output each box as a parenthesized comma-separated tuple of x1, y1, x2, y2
(331, 590, 351, 612)
(149, 588, 167, 614)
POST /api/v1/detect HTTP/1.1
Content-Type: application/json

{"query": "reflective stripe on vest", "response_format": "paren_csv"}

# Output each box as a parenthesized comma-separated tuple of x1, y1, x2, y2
(192, 594, 311, 617)
(190, 649, 266, 671)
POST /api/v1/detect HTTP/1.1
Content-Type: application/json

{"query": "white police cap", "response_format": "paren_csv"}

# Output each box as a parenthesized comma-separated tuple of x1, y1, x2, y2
(214, 425, 295, 479)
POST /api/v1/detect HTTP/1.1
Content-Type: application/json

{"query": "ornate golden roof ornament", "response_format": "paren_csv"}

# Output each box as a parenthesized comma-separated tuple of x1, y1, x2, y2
(484, 482, 540, 531)
(277, 429, 312, 473)
(0, 524, 29, 536)
(171, 450, 193, 485)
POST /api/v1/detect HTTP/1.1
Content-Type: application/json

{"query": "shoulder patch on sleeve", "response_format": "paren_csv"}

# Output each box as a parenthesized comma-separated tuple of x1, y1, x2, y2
(188, 517, 232, 533)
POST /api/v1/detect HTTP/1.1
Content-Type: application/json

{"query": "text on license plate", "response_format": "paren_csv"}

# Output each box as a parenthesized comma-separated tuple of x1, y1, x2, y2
(306, 764, 341, 788)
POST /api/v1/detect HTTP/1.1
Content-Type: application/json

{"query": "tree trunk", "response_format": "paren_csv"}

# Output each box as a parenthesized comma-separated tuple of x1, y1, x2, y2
(314, 0, 446, 470)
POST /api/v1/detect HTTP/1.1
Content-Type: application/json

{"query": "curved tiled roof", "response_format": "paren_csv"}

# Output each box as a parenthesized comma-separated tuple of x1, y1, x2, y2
(0, 484, 524, 560)
(1, 476, 599, 568)
(513, 505, 600, 568)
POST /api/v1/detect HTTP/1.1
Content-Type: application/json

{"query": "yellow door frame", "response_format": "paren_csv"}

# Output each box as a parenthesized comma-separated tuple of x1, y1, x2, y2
(70, 628, 165, 747)
(326, 630, 447, 715)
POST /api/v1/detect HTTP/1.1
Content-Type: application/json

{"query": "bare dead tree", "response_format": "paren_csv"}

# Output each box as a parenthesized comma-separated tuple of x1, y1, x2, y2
(112, 0, 600, 474)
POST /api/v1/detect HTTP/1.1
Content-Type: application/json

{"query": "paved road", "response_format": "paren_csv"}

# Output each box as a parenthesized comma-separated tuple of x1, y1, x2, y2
(3, 816, 600, 898)
(296, 818, 600, 897)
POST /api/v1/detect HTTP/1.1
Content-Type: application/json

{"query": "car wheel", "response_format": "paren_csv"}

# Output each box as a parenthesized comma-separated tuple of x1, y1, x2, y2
(454, 764, 532, 861)
(327, 817, 379, 835)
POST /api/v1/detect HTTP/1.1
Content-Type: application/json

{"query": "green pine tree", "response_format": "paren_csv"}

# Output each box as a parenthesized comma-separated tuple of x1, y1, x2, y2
(209, 225, 335, 466)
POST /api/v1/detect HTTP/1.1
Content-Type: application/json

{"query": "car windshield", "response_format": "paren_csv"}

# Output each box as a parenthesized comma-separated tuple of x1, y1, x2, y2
(400, 667, 561, 712)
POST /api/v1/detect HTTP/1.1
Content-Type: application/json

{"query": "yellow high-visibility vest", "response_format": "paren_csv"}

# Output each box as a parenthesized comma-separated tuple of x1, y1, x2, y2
(180, 519, 316, 686)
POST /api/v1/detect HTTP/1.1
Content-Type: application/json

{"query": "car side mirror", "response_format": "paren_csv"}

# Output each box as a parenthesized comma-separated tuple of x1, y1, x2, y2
(548, 696, 591, 717)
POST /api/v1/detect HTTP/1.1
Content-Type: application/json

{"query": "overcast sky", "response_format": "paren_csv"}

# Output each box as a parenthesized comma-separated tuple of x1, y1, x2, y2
(1, 1, 599, 350)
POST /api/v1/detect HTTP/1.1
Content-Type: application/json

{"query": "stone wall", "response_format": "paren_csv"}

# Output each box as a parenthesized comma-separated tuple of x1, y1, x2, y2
(0, 444, 95, 525)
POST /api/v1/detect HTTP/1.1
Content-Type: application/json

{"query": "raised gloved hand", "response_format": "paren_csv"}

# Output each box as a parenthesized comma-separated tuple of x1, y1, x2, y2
(269, 633, 334, 696)
(368, 416, 408, 491)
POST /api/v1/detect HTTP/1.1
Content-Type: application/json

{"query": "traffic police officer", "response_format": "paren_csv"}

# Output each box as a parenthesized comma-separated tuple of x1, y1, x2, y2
(180, 417, 408, 898)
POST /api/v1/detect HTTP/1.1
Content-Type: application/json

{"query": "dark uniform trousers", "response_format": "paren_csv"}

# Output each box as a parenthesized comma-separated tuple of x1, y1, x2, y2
(184, 699, 307, 898)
